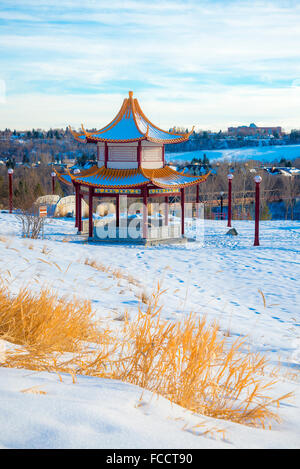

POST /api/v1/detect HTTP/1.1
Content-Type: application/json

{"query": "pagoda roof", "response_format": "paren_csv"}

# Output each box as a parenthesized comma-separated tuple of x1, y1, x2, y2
(55, 165, 209, 190)
(69, 91, 194, 144)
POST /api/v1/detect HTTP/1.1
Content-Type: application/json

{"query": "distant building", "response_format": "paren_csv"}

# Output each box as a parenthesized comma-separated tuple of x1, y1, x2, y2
(228, 123, 282, 137)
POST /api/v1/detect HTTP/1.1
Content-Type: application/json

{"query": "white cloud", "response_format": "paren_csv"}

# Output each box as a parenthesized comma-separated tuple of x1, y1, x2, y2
(1, 84, 300, 131)
(1, 1, 300, 128)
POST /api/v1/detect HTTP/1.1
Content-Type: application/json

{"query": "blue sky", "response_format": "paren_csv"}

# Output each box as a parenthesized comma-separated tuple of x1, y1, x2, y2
(1, 0, 300, 130)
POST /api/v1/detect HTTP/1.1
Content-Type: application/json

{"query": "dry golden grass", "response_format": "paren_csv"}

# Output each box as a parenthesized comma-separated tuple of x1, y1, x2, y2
(0, 278, 292, 429)
(84, 258, 141, 288)
(21, 386, 47, 395)
(112, 311, 293, 427)
(0, 281, 100, 354)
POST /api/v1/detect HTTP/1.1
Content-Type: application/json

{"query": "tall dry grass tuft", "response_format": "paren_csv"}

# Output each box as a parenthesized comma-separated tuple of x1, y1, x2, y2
(0, 283, 97, 353)
(114, 311, 292, 427)
(0, 278, 292, 429)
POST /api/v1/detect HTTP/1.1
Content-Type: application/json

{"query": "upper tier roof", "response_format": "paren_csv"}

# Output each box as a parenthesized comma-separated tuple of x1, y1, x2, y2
(70, 91, 194, 144)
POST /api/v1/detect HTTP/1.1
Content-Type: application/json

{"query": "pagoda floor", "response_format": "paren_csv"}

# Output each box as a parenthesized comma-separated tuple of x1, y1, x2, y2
(84, 235, 190, 246)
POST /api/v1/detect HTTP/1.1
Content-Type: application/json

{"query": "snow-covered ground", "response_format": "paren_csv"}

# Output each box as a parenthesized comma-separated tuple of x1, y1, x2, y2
(166, 144, 300, 164)
(0, 213, 299, 449)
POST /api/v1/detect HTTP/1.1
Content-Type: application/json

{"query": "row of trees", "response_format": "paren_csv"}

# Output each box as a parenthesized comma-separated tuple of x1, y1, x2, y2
(0, 128, 96, 166)
(183, 160, 300, 220)
(2, 126, 300, 163)
(1, 160, 298, 220)
(0, 165, 67, 212)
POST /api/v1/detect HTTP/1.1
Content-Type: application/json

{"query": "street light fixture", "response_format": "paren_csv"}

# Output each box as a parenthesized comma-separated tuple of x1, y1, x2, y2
(227, 174, 233, 227)
(254, 175, 262, 246)
(7, 168, 14, 214)
(51, 171, 56, 195)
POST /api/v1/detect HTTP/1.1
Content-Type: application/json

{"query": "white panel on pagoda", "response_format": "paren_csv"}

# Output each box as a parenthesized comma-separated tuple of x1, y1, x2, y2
(97, 140, 164, 169)
(141, 141, 163, 169)
(109, 146, 137, 161)
(97, 143, 105, 165)
(106, 142, 138, 169)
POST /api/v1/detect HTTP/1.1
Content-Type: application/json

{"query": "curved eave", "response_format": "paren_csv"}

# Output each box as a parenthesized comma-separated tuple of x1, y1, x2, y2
(146, 133, 192, 145)
(85, 135, 190, 144)
(86, 136, 146, 144)
(68, 126, 86, 142)
(54, 166, 210, 190)
(71, 166, 149, 189)
(54, 169, 73, 186)
(69, 93, 194, 144)
(151, 172, 210, 189)
(143, 167, 210, 189)
(134, 98, 195, 143)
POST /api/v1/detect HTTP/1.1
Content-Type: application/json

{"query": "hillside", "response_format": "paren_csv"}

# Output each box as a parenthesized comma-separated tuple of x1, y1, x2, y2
(166, 144, 300, 164)
(0, 214, 299, 448)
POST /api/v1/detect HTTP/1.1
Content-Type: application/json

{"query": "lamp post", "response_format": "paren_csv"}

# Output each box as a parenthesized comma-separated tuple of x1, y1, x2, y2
(7, 168, 13, 214)
(220, 191, 224, 219)
(73, 169, 81, 230)
(51, 171, 56, 195)
(254, 175, 262, 246)
(227, 174, 233, 227)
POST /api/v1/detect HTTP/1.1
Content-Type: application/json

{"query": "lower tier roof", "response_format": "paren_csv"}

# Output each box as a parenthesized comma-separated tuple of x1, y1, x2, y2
(55, 165, 209, 190)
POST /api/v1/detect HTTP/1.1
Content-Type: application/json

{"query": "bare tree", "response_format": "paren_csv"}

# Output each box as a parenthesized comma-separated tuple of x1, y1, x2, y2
(281, 176, 299, 220)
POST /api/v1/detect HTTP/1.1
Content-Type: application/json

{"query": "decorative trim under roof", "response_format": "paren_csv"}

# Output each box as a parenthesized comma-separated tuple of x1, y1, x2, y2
(55, 165, 210, 190)
(69, 91, 194, 145)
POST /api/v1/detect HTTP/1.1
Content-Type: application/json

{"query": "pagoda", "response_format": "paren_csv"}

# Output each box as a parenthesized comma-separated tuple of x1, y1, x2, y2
(56, 91, 209, 243)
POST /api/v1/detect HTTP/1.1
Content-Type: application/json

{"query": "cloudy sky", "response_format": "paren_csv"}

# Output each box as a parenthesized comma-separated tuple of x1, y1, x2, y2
(1, 0, 300, 131)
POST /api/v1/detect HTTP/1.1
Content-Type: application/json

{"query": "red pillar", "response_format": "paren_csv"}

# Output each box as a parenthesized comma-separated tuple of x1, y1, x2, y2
(88, 186, 93, 238)
(104, 142, 108, 168)
(116, 194, 120, 227)
(162, 145, 165, 166)
(227, 174, 233, 227)
(51, 172, 56, 195)
(8, 169, 13, 214)
(181, 187, 185, 236)
(196, 183, 200, 218)
(137, 141, 142, 167)
(164, 196, 168, 226)
(254, 176, 262, 246)
(74, 184, 79, 228)
(142, 187, 148, 239)
(78, 190, 82, 233)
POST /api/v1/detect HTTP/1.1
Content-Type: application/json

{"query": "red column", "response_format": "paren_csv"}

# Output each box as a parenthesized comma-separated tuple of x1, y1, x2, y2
(104, 142, 108, 168)
(162, 145, 165, 166)
(142, 187, 148, 239)
(75, 184, 79, 227)
(181, 187, 185, 236)
(227, 174, 233, 227)
(165, 196, 168, 226)
(51, 172, 56, 195)
(88, 186, 93, 238)
(137, 141, 142, 167)
(116, 194, 120, 227)
(254, 176, 262, 246)
(78, 190, 82, 233)
(196, 183, 200, 218)
(8, 169, 13, 214)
